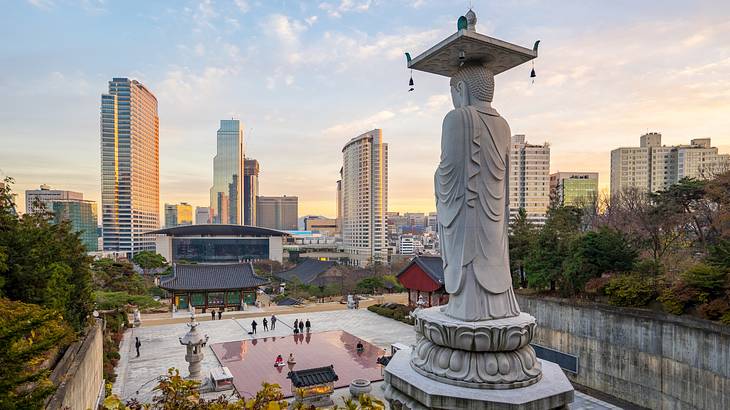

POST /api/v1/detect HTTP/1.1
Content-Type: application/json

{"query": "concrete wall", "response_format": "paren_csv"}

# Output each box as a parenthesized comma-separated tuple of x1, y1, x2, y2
(46, 320, 104, 410)
(516, 295, 730, 410)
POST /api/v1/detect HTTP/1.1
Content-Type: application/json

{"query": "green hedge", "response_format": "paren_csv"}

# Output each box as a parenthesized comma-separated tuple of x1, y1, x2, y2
(367, 303, 414, 325)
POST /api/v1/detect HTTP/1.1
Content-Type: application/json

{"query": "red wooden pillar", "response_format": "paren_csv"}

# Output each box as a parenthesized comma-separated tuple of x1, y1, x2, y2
(428, 291, 432, 307)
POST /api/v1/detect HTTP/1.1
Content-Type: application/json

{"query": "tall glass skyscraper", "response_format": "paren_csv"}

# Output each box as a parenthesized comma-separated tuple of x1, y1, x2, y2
(210, 120, 244, 224)
(100, 78, 160, 255)
(243, 158, 259, 226)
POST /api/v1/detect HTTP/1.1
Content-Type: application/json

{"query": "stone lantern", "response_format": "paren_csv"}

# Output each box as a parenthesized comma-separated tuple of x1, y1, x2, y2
(179, 313, 209, 380)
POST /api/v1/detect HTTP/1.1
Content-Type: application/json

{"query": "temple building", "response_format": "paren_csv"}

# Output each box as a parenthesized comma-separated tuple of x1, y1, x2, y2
(396, 256, 448, 308)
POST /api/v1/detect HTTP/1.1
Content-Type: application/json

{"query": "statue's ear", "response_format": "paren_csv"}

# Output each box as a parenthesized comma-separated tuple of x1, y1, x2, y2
(456, 80, 469, 104)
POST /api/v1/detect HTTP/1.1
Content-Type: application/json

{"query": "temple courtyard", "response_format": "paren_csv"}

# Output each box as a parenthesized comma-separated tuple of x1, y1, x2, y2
(113, 308, 622, 409)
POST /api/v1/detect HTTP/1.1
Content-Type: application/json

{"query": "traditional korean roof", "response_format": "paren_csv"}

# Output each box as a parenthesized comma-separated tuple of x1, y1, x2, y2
(287, 365, 339, 388)
(147, 224, 289, 237)
(275, 259, 337, 285)
(159, 263, 269, 291)
(398, 256, 444, 285)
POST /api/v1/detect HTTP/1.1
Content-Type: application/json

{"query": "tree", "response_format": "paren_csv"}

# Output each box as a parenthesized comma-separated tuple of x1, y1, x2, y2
(132, 251, 168, 276)
(356, 276, 385, 294)
(0, 179, 93, 331)
(508, 208, 536, 288)
(524, 206, 582, 292)
(562, 227, 638, 295)
(0, 298, 75, 409)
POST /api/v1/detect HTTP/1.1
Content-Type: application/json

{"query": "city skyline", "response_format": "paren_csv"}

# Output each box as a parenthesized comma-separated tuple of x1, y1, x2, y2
(3, 1, 730, 217)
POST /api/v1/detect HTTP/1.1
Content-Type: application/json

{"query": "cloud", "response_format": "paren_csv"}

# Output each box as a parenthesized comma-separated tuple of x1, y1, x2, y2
(268, 14, 307, 45)
(305, 15, 318, 26)
(233, 0, 249, 13)
(318, 0, 372, 18)
(157, 66, 235, 106)
(26, 0, 54, 10)
(323, 110, 395, 137)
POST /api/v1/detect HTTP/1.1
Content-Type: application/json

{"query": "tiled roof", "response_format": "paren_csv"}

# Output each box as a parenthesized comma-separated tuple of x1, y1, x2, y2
(276, 297, 302, 306)
(159, 263, 269, 291)
(288, 365, 339, 387)
(275, 259, 337, 285)
(398, 256, 444, 285)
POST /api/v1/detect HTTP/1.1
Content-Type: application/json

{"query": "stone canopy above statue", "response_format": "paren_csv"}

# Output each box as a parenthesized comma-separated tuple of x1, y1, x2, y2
(407, 14, 538, 77)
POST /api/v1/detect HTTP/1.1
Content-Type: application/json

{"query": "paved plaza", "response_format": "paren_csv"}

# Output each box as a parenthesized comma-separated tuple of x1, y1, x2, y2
(113, 308, 622, 409)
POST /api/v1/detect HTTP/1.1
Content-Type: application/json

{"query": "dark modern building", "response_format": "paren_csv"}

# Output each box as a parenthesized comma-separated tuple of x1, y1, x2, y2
(256, 195, 298, 230)
(150, 224, 288, 263)
(160, 263, 268, 310)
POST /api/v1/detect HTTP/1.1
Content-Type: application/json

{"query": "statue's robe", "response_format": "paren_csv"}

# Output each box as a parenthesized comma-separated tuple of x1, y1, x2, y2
(435, 105, 520, 321)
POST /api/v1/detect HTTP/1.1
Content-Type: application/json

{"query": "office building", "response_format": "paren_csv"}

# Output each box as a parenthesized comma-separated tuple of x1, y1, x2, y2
(210, 119, 244, 225)
(549, 172, 599, 206)
(398, 234, 416, 255)
(341, 129, 388, 266)
(51, 200, 98, 251)
(256, 195, 298, 230)
(509, 134, 550, 224)
(303, 216, 338, 236)
(164, 202, 193, 228)
(25, 184, 83, 214)
(610, 133, 730, 196)
(101, 78, 160, 255)
(243, 158, 259, 225)
(335, 178, 342, 235)
(195, 207, 212, 224)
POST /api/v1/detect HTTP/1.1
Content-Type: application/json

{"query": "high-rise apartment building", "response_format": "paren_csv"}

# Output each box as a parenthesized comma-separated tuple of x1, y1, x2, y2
(243, 158, 259, 226)
(195, 206, 212, 224)
(341, 129, 388, 266)
(164, 202, 193, 228)
(25, 184, 83, 214)
(256, 196, 298, 230)
(101, 78, 159, 255)
(610, 133, 730, 196)
(210, 119, 244, 225)
(335, 177, 342, 235)
(509, 135, 550, 224)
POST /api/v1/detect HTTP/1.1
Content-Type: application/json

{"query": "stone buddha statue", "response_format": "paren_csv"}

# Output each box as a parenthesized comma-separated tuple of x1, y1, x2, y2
(436, 62, 520, 321)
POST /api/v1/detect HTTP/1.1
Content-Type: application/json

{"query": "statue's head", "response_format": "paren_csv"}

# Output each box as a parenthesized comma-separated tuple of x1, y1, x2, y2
(449, 62, 494, 108)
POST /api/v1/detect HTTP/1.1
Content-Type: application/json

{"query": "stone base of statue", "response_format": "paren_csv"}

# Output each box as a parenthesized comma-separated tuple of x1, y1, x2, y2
(383, 307, 573, 409)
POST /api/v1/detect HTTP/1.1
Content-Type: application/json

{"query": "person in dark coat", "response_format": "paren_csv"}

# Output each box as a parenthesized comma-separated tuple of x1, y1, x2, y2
(305, 319, 311, 332)
(211, 309, 216, 320)
(271, 315, 277, 330)
(298, 319, 304, 333)
(293, 319, 298, 330)
(135, 337, 141, 357)
(251, 320, 257, 334)
(263, 317, 269, 331)
(218, 309, 222, 320)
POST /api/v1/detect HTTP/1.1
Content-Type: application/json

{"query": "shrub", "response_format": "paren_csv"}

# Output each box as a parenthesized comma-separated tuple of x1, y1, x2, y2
(94, 291, 162, 311)
(367, 304, 414, 325)
(681, 264, 728, 295)
(584, 276, 612, 296)
(604, 274, 656, 307)
(721, 311, 730, 325)
(658, 282, 708, 315)
(697, 298, 730, 320)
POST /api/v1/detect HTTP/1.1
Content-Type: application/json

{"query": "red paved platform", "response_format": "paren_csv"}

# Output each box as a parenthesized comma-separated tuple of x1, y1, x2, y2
(210, 330, 386, 398)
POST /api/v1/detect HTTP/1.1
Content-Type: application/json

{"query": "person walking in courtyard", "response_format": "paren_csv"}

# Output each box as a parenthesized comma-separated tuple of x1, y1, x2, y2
(271, 314, 277, 330)
(135, 337, 141, 357)
(217, 309, 222, 320)
(251, 320, 257, 334)
(211, 309, 216, 320)
(298, 318, 304, 333)
(305, 319, 311, 333)
(263, 317, 269, 331)
(293, 318, 298, 330)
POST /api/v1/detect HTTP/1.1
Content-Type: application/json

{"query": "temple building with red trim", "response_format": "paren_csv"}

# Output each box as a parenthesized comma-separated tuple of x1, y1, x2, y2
(396, 256, 448, 308)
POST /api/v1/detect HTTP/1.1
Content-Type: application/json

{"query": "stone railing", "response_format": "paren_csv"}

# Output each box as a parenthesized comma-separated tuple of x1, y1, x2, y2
(517, 294, 730, 410)
(46, 319, 104, 410)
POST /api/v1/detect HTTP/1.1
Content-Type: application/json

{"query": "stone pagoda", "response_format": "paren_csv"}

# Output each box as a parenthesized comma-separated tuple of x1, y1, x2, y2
(179, 313, 209, 381)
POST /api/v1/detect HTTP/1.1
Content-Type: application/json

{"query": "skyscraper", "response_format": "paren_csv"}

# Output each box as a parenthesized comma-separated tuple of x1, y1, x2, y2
(256, 196, 298, 230)
(509, 134, 550, 224)
(195, 206, 212, 224)
(101, 78, 159, 255)
(341, 129, 388, 266)
(549, 172, 599, 206)
(210, 120, 244, 225)
(25, 184, 83, 214)
(164, 202, 193, 228)
(243, 158, 259, 226)
(610, 133, 730, 196)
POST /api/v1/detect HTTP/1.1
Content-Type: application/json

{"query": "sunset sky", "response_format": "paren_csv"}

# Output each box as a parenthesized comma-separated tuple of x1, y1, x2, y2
(2, 0, 730, 218)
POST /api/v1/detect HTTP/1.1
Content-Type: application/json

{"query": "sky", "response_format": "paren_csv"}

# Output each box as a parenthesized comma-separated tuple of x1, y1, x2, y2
(2, 0, 730, 219)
